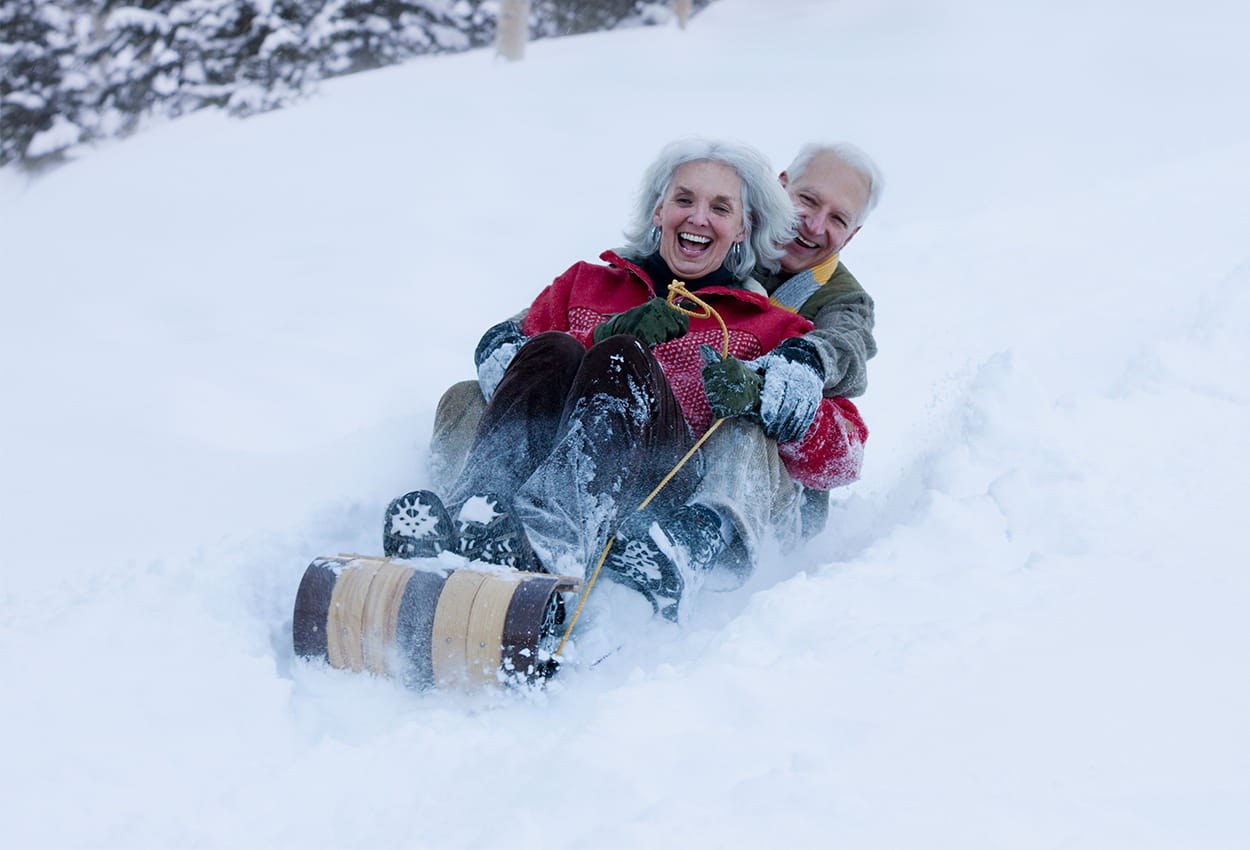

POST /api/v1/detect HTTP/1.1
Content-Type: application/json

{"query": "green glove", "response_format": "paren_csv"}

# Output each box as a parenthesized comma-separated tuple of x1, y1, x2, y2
(593, 297, 689, 347)
(700, 345, 763, 421)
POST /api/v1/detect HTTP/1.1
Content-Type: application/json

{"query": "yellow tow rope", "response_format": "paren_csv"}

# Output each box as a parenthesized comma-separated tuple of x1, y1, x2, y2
(554, 280, 729, 656)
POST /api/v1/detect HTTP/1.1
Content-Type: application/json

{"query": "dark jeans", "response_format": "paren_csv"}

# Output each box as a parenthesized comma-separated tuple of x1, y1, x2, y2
(448, 332, 700, 576)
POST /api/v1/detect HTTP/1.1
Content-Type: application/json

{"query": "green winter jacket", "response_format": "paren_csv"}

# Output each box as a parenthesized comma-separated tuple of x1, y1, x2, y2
(755, 260, 877, 399)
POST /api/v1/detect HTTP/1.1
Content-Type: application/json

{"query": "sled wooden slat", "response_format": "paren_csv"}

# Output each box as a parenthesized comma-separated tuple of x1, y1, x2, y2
(464, 573, 525, 685)
(430, 569, 491, 689)
(361, 560, 415, 676)
(326, 562, 376, 672)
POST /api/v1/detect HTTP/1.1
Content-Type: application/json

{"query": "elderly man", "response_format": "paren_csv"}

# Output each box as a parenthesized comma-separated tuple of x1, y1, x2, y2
(754, 142, 883, 536)
(763, 143, 880, 394)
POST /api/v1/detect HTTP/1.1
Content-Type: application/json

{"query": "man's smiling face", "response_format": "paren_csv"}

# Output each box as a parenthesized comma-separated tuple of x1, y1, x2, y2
(778, 151, 870, 275)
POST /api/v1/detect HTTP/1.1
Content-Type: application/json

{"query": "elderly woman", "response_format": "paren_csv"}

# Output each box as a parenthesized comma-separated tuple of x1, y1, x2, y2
(386, 138, 866, 622)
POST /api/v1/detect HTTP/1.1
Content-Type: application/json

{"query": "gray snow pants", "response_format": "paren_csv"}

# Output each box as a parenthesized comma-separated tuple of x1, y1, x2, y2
(431, 339, 812, 580)
(441, 332, 701, 578)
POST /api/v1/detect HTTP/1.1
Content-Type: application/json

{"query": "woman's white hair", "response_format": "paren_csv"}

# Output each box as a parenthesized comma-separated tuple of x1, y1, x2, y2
(785, 142, 884, 226)
(621, 138, 796, 279)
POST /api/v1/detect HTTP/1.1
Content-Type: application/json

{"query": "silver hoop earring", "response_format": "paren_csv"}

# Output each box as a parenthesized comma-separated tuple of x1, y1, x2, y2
(729, 241, 743, 266)
(651, 225, 661, 245)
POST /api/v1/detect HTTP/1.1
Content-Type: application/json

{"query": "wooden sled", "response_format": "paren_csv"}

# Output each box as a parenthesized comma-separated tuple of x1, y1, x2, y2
(292, 555, 581, 690)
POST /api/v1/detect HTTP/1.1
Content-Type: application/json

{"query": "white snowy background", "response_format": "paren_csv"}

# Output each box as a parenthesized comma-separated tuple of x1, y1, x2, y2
(3, 0, 1248, 847)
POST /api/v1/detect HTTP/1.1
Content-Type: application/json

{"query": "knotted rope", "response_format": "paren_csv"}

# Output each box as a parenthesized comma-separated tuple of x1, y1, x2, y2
(554, 280, 729, 655)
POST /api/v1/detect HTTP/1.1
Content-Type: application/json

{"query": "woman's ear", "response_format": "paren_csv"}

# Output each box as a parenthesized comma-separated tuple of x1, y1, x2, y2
(652, 206, 663, 228)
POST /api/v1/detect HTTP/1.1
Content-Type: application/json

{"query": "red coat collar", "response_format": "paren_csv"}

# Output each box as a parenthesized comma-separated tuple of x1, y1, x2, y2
(599, 250, 773, 311)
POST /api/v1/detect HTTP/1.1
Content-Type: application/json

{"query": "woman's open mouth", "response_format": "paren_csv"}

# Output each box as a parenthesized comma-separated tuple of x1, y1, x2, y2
(678, 231, 712, 255)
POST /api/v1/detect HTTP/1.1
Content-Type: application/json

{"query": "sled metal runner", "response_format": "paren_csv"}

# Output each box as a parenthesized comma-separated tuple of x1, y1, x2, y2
(292, 555, 580, 690)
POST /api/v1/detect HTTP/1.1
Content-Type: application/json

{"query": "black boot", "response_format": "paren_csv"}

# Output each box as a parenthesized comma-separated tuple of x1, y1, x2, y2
(453, 493, 545, 572)
(603, 503, 725, 622)
(383, 490, 456, 559)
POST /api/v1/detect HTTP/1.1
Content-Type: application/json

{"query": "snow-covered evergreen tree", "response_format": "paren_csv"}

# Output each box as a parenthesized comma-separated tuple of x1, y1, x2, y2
(85, 1, 181, 135)
(313, 0, 491, 76)
(226, 0, 326, 114)
(531, 0, 695, 38)
(0, 0, 93, 165)
(163, 0, 258, 112)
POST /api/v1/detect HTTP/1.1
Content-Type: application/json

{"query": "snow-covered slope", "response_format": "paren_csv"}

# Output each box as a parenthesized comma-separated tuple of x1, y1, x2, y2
(2, 0, 1248, 846)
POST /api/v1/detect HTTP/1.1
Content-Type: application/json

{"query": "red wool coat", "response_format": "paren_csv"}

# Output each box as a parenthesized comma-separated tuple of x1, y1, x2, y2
(522, 251, 866, 490)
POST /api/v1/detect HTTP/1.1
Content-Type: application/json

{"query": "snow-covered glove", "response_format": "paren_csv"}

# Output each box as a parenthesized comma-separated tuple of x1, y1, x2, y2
(593, 297, 689, 347)
(700, 345, 763, 421)
(474, 319, 526, 403)
(754, 337, 826, 443)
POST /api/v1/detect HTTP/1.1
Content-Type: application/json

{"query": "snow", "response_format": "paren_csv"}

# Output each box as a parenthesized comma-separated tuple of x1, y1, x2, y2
(23, 114, 83, 158)
(2, 0, 1248, 846)
(106, 6, 171, 34)
(457, 494, 501, 524)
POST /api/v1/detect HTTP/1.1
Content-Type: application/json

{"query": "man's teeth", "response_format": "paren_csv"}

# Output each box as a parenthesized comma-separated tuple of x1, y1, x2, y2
(796, 236, 818, 249)
(680, 233, 711, 244)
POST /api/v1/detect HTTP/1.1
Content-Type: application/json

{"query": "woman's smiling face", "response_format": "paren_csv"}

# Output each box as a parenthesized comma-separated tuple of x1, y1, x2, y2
(652, 160, 746, 280)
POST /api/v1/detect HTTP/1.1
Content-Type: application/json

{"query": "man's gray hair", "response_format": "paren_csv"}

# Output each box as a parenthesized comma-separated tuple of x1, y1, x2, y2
(622, 138, 797, 278)
(785, 142, 884, 226)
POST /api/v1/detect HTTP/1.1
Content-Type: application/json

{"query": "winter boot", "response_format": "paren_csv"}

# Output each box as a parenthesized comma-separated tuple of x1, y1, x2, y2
(453, 492, 544, 572)
(383, 489, 456, 559)
(603, 503, 725, 623)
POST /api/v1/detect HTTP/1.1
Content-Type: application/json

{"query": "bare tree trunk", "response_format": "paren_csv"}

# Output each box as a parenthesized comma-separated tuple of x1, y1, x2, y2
(674, 0, 693, 29)
(496, 0, 530, 61)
